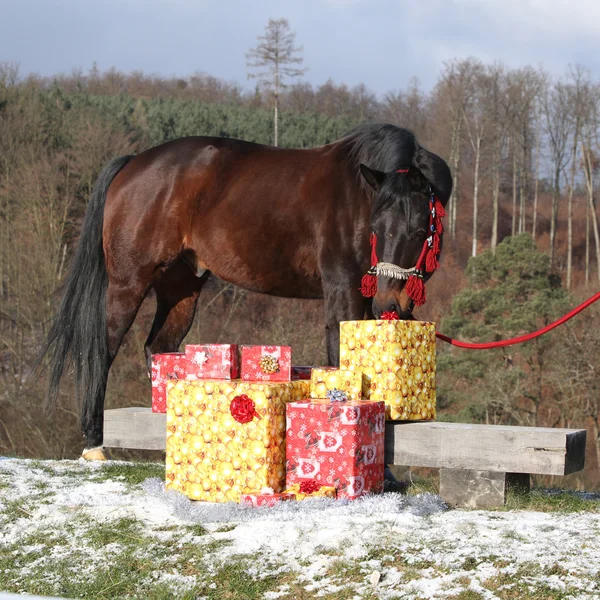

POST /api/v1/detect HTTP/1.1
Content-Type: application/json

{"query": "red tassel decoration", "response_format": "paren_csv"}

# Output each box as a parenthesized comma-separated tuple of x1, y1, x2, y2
(360, 233, 379, 298)
(360, 272, 377, 298)
(431, 233, 441, 256)
(425, 248, 439, 272)
(434, 198, 445, 218)
(405, 274, 426, 306)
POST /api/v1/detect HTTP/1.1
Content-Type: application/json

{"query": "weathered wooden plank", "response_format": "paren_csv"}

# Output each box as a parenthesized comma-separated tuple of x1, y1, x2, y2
(439, 470, 530, 509)
(384, 421, 586, 476)
(104, 407, 166, 450)
(103, 408, 587, 476)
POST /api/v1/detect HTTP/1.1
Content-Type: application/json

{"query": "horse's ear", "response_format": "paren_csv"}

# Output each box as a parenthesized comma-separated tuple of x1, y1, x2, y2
(407, 165, 429, 194)
(359, 164, 386, 191)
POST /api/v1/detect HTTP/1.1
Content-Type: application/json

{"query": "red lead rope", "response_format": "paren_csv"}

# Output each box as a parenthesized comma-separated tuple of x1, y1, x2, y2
(434, 291, 600, 349)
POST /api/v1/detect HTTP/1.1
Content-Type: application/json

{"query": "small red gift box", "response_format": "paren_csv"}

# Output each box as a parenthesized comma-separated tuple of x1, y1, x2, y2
(240, 491, 296, 507)
(241, 345, 292, 381)
(151, 352, 189, 413)
(291, 366, 314, 381)
(286, 398, 385, 500)
(184, 344, 239, 380)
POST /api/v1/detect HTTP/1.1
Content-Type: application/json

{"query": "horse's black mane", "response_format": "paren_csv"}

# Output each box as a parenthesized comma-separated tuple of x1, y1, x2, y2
(343, 123, 418, 174)
(342, 123, 453, 202)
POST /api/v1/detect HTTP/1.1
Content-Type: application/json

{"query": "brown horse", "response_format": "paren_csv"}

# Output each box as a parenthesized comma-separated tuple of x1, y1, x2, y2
(40, 123, 452, 458)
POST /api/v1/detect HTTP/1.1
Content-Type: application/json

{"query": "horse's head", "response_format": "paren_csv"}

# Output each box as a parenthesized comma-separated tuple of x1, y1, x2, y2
(359, 163, 441, 319)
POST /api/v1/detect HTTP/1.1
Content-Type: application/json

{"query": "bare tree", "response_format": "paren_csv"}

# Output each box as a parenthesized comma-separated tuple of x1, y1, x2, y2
(581, 84, 600, 284)
(487, 64, 509, 252)
(544, 80, 572, 265)
(461, 65, 487, 257)
(563, 66, 589, 289)
(246, 18, 307, 147)
(438, 59, 481, 239)
(505, 67, 543, 238)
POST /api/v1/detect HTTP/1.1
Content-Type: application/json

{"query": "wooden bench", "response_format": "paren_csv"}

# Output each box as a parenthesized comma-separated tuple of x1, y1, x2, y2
(104, 407, 587, 509)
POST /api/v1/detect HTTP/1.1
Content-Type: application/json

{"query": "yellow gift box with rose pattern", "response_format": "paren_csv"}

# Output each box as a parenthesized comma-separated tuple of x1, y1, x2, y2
(309, 368, 363, 401)
(166, 379, 310, 502)
(339, 320, 436, 421)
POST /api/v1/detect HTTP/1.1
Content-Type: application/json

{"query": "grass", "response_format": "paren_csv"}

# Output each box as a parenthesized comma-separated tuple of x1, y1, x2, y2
(86, 461, 165, 484)
(501, 488, 600, 513)
(1, 459, 599, 600)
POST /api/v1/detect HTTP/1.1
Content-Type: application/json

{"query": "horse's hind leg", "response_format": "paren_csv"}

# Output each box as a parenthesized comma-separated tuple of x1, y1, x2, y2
(82, 275, 152, 459)
(144, 260, 210, 371)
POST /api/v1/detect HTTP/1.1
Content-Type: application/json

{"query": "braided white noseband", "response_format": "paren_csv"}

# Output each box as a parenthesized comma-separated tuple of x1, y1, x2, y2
(375, 262, 418, 280)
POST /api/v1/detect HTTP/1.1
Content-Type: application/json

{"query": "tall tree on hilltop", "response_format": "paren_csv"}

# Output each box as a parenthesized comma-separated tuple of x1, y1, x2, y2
(543, 80, 572, 266)
(246, 18, 307, 147)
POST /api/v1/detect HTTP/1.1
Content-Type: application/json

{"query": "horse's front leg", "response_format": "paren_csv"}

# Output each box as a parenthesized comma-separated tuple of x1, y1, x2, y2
(322, 281, 367, 366)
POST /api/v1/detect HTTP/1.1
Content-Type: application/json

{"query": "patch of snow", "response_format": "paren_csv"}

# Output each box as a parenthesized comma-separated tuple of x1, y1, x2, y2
(1, 459, 600, 599)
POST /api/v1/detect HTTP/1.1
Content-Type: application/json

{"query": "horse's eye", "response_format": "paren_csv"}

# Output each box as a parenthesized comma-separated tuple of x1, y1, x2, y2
(413, 229, 427, 239)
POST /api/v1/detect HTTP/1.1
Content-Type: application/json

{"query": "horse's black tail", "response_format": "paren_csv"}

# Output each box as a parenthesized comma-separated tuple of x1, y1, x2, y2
(414, 146, 453, 205)
(39, 155, 133, 435)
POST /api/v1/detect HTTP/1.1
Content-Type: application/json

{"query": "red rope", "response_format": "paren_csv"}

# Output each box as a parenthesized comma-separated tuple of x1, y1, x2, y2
(436, 292, 600, 349)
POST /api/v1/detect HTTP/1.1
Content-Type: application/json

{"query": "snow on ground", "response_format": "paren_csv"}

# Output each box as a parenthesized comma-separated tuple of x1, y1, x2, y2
(1, 458, 600, 599)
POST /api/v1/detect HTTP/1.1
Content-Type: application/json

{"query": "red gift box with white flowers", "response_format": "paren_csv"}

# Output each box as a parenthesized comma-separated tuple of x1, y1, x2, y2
(240, 489, 296, 507)
(241, 345, 292, 381)
(285, 397, 386, 500)
(291, 366, 314, 381)
(184, 344, 239, 380)
(151, 352, 190, 413)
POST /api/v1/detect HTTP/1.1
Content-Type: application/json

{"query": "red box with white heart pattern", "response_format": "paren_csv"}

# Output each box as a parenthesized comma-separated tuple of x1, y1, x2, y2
(241, 346, 292, 381)
(285, 398, 386, 500)
(151, 352, 190, 413)
(184, 344, 239, 380)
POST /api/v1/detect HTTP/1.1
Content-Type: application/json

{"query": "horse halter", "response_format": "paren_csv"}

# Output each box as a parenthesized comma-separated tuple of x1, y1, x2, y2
(360, 169, 445, 307)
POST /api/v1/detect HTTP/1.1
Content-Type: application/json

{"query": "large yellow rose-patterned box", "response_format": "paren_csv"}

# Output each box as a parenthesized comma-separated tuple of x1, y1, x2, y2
(339, 320, 436, 421)
(166, 379, 310, 502)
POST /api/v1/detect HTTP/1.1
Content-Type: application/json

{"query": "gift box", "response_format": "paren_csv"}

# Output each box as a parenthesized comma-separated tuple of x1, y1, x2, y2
(284, 482, 337, 500)
(165, 379, 310, 502)
(151, 352, 190, 413)
(240, 490, 296, 507)
(184, 344, 239, 380)
(241, 346, 292, 381)
(291, 366, 314, 381)
(340, 320, 436, 421)
(286, 398, 385, 500)
(310, 368, 363, 401)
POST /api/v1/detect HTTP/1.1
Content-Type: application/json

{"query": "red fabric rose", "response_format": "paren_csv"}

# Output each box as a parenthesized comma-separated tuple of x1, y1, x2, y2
(381, 311, 400, 320)
(299, 480, 321, 494)
(230, 394, 258, 423)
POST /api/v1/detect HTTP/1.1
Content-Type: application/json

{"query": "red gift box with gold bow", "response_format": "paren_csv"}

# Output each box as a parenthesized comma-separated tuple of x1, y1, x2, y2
(241, 345, 292, 382)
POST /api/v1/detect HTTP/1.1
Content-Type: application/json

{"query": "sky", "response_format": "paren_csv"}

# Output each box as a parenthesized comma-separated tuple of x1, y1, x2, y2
(1, 0, 600, 96)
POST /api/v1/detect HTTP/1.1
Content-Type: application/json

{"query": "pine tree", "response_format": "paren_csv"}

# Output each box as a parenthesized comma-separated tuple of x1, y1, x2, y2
(246, 18, 307, 147)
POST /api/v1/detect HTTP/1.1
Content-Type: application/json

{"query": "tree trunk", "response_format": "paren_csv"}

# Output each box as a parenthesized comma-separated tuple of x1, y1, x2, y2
(550, 168, 560, 265)
(519, 124, 528, 234)
(532, 125, 540, 240)
(472, 136, 481, 257)
(511, 147, 517, 237)
(567, 182, 574, 289)
(566, 126, 579, 290)
(491, 139, 501, 253)
(448, 116, 461, 239)
(274, 97, 278, 147)
(582, 141, 600, 282)
(586, 201, 590, 286)
(519, 164, 526, 234)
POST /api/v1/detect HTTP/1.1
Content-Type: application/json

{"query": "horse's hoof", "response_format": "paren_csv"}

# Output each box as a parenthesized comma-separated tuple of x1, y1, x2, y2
(81, 447, 107, 461)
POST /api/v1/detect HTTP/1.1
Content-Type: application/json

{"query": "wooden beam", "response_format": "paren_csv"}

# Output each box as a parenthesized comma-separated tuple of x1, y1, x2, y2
(384, 421, 586, 476)
(104, 407, 166, 451)
(103, 408, 586, 476)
